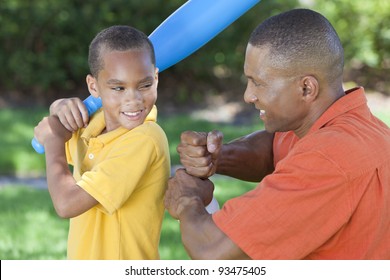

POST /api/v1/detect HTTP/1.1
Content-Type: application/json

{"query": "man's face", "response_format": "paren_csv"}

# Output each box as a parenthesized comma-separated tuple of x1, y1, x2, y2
(243, 44, 308, 135)
(92, 49, 158, 132)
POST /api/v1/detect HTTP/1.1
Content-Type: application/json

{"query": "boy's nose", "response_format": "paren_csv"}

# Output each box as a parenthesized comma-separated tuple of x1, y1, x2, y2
(124, 89, 142, 101)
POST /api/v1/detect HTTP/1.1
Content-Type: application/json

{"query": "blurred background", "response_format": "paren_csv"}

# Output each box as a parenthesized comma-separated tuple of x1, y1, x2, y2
(1, 0, 389, 259)
(1, 0, 389, 108)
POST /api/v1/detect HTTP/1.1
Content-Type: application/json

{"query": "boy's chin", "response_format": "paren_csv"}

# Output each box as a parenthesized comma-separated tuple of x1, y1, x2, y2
(121, 119, 146, 131)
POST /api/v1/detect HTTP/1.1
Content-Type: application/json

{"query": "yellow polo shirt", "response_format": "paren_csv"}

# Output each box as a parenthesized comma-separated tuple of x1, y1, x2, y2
(65, 106, 170, 259)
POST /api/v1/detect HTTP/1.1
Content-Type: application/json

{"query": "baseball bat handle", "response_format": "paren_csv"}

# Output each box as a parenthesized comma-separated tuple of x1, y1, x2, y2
(31, 137, 45, 154)
(32, 96, 102, 154)
(205, 196, 220, 214)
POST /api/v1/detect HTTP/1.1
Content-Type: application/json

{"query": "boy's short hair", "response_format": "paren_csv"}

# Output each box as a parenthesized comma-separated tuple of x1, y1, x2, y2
(88, 25, 155, 78)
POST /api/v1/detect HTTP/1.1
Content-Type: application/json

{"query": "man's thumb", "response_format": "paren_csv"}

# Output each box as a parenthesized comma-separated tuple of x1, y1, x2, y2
(207, 130, 223, 153)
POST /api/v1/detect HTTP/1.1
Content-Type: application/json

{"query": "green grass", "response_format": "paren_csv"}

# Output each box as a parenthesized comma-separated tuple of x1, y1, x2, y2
(0, 104, 389, 260)
(0, 177, 257, 260)
(373, 110, 390, 126)
(0, 106, 260, 259)
(0, 107, 48, 176)
(0, 107, 261, 176)
(0, 185, 68, 259)
(1, 105, 388, 176)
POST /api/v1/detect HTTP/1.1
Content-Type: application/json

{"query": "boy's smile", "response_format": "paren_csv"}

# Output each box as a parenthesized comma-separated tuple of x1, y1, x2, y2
(87, 49, 158, 133)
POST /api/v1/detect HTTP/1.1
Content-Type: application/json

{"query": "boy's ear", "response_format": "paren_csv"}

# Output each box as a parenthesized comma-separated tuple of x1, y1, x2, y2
(86, 74, 99, 98)
(154, 67, 159, 86)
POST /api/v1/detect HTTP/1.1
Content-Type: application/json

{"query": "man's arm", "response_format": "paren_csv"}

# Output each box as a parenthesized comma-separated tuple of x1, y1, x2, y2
(217, 130, 275, 182)
(180, 200, 250, 259)
(165, 169, 250, 259)
(34, 116, 98, 218)
(178, 130, 275, 182)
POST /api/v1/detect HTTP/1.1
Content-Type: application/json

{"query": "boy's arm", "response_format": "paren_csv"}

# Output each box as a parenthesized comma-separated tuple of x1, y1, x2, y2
(35, 116, 98, 218)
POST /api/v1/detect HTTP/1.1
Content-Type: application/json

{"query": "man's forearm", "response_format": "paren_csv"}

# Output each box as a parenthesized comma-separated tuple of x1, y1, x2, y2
(216, 130, 275, 182)
(179, 198, 249, 260)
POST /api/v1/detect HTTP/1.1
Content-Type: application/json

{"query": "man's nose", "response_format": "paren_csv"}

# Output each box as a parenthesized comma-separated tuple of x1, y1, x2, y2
(243, 85, 257, 104)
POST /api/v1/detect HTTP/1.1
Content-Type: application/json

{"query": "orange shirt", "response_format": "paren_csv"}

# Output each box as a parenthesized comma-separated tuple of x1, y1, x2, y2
(213, 87, 390, 259)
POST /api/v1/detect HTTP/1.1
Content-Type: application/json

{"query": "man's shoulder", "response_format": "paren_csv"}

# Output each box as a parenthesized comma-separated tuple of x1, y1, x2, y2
(293, 120, 390, 178)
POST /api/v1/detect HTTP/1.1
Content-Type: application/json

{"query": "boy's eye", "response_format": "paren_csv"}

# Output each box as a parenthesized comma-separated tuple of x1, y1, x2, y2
(111, 86, 125, 91)
(139, 83, 152, 90)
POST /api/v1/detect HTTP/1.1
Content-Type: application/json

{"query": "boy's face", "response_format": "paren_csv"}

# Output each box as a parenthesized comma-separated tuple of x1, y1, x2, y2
(87, 49, 158, 132)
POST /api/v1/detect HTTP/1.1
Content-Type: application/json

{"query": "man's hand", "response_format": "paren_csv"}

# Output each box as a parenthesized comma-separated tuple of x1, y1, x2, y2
(164, 169, 250, 260)
(177, 130, 223, 178)
(50, 98, 89, 132)
(34, 116, 72, 148)
(165, 169, 214, 220)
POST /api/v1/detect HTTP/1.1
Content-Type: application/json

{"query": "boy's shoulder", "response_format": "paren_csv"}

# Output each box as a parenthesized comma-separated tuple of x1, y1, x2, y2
(118, 121, 168, 147)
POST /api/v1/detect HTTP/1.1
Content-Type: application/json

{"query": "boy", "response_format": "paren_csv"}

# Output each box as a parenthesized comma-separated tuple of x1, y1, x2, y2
(34, 25, 170, 259)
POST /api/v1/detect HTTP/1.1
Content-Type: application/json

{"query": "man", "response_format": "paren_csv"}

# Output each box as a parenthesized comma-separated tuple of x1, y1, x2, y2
(164, 9, 390, 259)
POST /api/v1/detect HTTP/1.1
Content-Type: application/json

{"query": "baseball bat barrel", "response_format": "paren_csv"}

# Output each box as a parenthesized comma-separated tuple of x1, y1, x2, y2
(150, 0, 261, 71)
(32, 0, 261, 153)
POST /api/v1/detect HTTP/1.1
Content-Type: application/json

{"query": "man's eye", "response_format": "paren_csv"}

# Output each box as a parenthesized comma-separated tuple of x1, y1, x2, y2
(252, 80, 263, 87)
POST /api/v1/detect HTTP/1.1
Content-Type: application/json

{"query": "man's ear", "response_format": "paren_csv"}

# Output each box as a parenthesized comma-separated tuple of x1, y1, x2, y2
(86, 74, 99, 98)
(300, 75, 319, 102)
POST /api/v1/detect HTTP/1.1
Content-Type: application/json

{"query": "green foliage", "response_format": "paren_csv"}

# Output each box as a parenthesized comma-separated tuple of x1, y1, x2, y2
(310, 0, 390, 68)
(0, 0, 300, 103)
(2, 0, 389, 103)
(0, 0, 184, 96)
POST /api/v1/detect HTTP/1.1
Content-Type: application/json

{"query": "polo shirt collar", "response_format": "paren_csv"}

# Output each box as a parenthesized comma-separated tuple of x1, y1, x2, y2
(79, 109, 126, 146)
(308, 87, 367, 134)
(79, 105, 158, 145)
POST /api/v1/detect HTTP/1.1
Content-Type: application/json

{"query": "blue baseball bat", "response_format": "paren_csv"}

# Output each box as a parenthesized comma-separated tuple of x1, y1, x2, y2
(32, 0, 261, 153)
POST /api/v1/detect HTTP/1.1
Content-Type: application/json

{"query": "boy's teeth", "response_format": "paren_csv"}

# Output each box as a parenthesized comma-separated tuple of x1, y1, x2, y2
(124, 111, 139, 116)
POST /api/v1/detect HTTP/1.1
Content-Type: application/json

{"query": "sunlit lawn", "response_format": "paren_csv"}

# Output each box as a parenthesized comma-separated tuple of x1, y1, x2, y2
(0, 106, 260, 260)
(0, 103, 389, 260)
(0, 178, 257, 260)
(0, 186, 68, 259)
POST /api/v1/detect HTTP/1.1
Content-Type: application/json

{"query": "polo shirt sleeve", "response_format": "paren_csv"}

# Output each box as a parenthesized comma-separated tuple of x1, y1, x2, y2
(65, 130, 80, 166)
(77, 127, 162, 215)
(212, 150, 351, 259)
